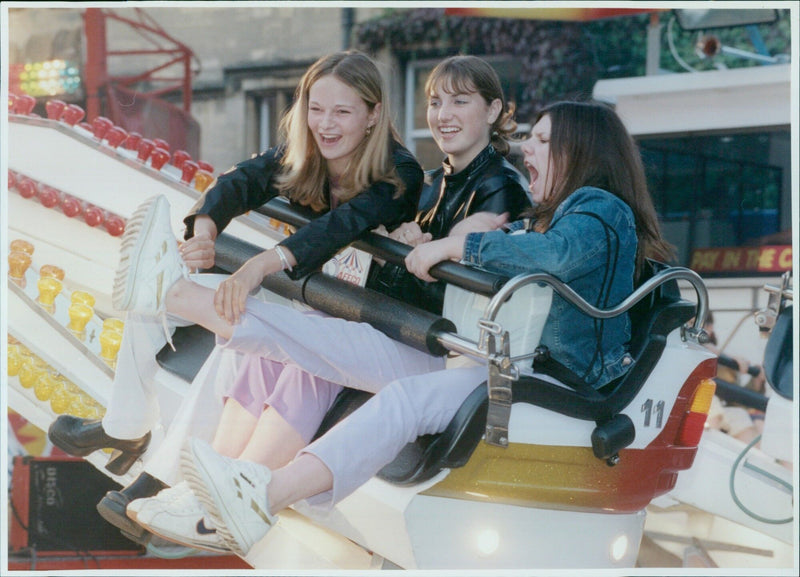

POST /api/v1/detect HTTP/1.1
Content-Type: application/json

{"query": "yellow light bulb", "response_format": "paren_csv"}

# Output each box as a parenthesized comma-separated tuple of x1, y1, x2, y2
(99, 329, 123, 367)
(37, 276, 62, 311)
(71, 290, 96, 308)
(17, 357, 45, 389)
(8, 251, 32, 282)
(34, 371, 59, 401)
(68, 302, 94, 338)
(10, 239, 34, 255)
(103, 318, 125, 334)
(49, 387, 71, 414)
(7, 345, 23, 377)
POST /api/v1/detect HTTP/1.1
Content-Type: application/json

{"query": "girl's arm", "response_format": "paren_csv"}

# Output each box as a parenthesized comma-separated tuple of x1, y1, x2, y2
(405, 235, 467, 283)
(183, 147, 284, 239)
(280, 145, 423, 279)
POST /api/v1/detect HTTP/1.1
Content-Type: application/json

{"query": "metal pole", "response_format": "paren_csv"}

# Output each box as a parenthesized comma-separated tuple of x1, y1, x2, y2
(82, 8, 107, 120)
(646, 12, 661, 76)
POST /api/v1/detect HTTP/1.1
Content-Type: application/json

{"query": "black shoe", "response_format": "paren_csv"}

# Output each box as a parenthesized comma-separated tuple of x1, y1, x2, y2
(48, 415, 151, 475)
(96, 472, 168, 546)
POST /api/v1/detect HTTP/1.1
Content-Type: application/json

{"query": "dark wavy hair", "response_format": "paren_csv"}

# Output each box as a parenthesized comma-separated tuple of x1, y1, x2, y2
(527, 100, 674, 278)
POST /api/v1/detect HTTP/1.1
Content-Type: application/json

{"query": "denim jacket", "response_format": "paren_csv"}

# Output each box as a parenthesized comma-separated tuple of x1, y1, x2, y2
(463, 186, 637, 387)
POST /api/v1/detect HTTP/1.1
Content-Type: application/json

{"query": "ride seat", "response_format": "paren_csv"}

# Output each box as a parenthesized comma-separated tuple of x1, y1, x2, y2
(156, 259, 696, 488)
(312, 261, 697, 485)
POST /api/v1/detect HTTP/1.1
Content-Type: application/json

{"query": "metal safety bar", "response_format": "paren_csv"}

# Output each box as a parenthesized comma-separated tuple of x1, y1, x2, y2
(433, 266, 711, 447)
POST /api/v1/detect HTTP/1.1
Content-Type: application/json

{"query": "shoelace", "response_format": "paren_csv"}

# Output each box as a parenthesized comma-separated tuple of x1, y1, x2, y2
(160, 261, 190, 352)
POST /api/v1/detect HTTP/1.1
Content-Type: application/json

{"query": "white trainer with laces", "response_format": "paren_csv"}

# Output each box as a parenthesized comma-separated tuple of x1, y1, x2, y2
(181, 438, 276, 558)
(113, 194, 185, 313)
(135, 486, 229, 553)
(113, 194, 188, 348)
(127, 481, 193, 522)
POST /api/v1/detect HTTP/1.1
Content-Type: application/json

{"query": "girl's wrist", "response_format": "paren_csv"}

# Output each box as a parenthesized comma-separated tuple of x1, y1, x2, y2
(441, 235, 466, 262)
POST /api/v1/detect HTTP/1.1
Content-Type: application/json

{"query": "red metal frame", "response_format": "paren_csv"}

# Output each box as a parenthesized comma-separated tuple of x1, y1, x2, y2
(82, 7, 199, 120)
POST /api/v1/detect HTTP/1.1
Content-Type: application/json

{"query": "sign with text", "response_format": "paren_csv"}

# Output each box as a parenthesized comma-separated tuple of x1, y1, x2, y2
(689, 245, 792, 274)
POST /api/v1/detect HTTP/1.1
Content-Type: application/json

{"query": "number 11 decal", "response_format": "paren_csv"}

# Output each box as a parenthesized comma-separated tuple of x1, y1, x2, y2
(641, 398, 665, 428)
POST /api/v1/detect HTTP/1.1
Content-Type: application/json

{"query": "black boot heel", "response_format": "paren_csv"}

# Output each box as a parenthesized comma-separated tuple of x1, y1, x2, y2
(48, 416, 151, 468)
(105, 448, 141, 476)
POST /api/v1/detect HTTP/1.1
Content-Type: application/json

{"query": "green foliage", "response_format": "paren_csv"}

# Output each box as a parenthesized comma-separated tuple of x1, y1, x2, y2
(353, 8, 791, 121)
(354, 8, 602, 123)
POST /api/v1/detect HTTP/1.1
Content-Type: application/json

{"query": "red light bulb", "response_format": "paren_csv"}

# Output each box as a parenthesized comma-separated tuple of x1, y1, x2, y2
(84, 205, 105, 227)
(45, 99, 67, 121)
(137, 139, 155, 162)
(171, 150, 191, 169)
(62, 104, 85, 126)
(180, 160, 200, 184)
(150, 148, 171, 171)
(18, 178, 38, 199)
(153, 138, 170, 151)
(91, 117, 114, 140)
(14, 94, 36, 116)
(124, 132, 142, 151)
(104, 215, 125, 236)
(104, 126, 128, 148)
(61, 195, 83, 218)
(197, 161, 215, 174)
(39, 186, 60, 208)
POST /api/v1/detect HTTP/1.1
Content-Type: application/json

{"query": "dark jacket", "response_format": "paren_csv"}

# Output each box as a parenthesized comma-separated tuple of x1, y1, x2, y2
(183, 140, 422, 279)
(367, 144, 531, 313)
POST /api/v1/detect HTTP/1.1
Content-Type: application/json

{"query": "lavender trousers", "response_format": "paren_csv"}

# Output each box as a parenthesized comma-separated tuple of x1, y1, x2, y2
(301, 363, 488, 508)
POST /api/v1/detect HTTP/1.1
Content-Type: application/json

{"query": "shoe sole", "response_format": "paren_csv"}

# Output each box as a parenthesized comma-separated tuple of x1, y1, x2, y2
(181, 447, 251, 558)
(113, 195, 168, 311)
(97, 492, 152, 544)
(137, 517, 232, 554)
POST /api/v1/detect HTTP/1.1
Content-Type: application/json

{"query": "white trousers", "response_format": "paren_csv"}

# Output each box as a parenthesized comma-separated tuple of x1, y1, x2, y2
(101, 275, 254, 483)
(219, 297, 444, 394)
(100, 274, 231, 440)
(101, 278, 445, 485)
(302, 364, 488, 508)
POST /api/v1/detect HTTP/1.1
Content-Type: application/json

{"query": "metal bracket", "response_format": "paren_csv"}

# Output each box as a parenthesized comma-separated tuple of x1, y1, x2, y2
(483, 322, 518, 448)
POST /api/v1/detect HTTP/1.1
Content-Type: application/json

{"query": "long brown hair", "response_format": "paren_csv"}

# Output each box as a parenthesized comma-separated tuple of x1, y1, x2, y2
(527, 100, 673, 278)
(277, 50, 401, 211)
(424, 55, 517, 155)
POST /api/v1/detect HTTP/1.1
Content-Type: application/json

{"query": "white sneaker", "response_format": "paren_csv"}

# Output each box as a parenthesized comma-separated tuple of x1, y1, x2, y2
(113, 194, 187, 315)
(135, 487, 229, 553)
(127, 481, 192, 522)
(181, 438, 276, 557)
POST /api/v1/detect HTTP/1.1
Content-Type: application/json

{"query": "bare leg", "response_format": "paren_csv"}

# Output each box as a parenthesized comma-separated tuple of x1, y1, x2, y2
(211, 398, 258, 458)
(165, 277, 234, 339)
(238, 408, 306, 470)
(267, 453, 333, 515)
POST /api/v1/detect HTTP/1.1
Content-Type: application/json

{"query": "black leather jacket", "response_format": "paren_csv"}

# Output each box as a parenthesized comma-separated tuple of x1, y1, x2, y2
(367, 144, 531, 313)
(183, 140, 422, 279)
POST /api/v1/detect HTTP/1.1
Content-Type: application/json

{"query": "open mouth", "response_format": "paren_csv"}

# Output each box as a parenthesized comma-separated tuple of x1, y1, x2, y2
(319, 134, 341, 145)
(525, 162, 539, 186)
(438, 126, 460, 137)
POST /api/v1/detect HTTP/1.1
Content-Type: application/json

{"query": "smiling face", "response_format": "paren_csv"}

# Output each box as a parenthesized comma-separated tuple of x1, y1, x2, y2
(307, 74, 380, 177)
(521, 114, 554, 205)
(427, 80, 501, 173)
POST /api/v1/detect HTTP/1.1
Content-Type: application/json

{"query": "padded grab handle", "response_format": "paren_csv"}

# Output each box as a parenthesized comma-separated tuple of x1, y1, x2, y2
(213, 233, 455, 356)
(258, 197, 508, 295)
